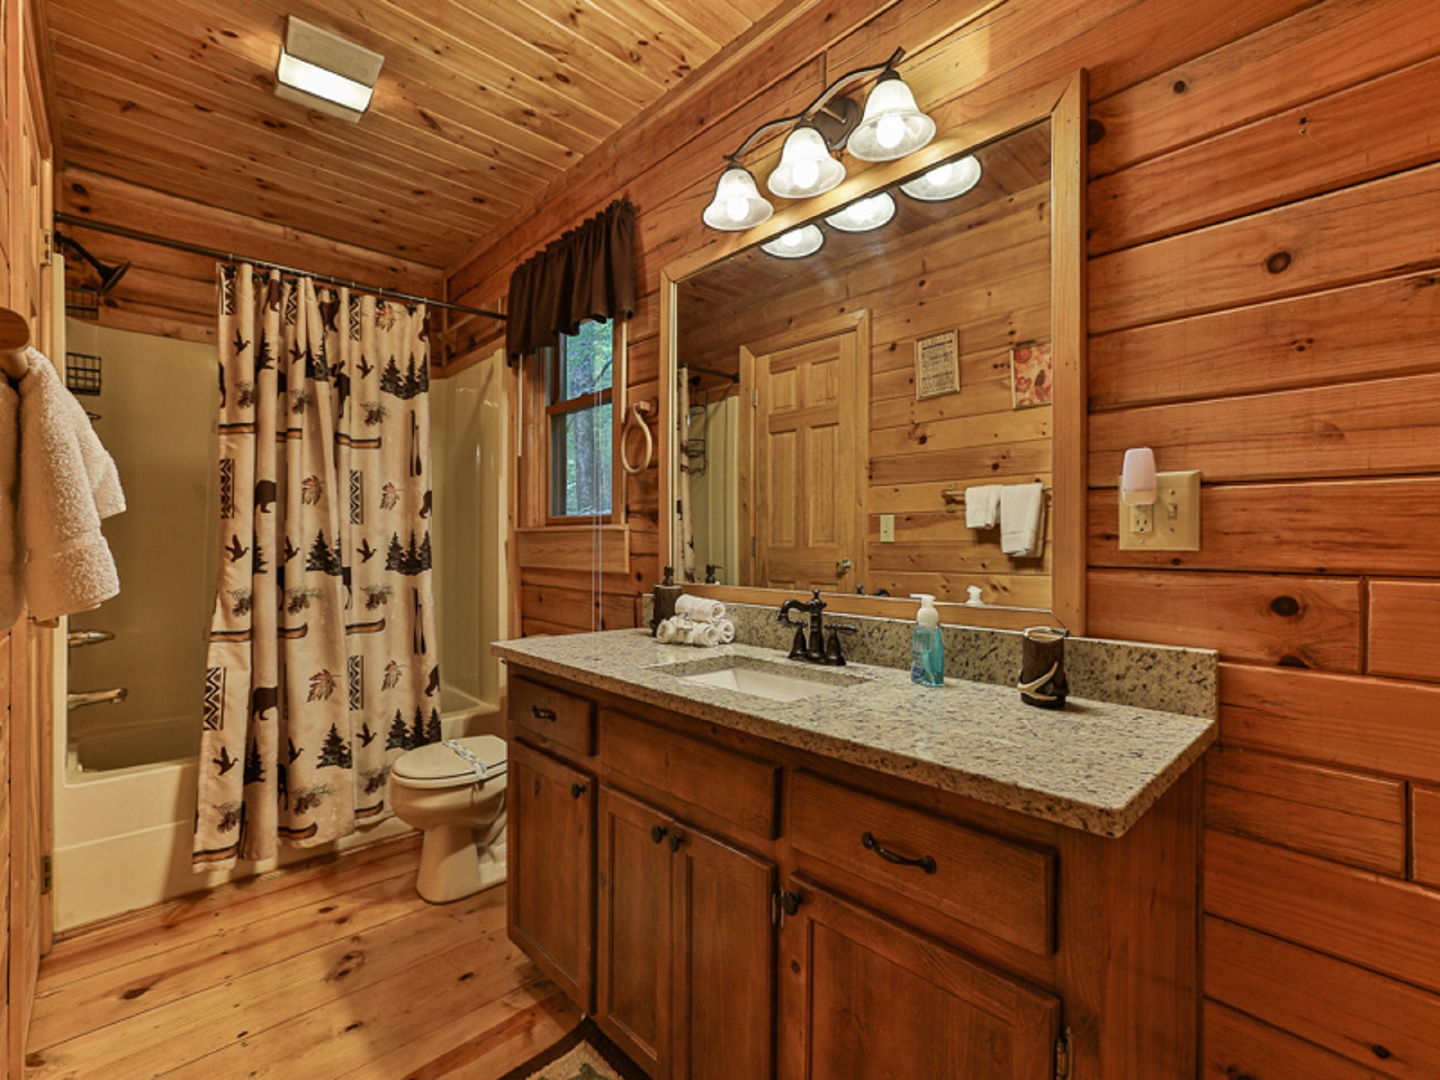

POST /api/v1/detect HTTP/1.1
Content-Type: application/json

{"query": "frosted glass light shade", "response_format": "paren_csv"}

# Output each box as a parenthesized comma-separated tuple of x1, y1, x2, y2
(1121, 447, 1157, 505)
(825, 192, 896, 233)
(848, 71, 936, 162)
(761, 225, 824, 259)
(703, 166, 774, 231)
(901, 155, 983, 202)
(767, 125, 846, 198)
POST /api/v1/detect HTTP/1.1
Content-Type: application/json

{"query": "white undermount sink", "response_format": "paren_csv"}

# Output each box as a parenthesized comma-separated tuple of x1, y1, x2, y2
(655, 655, 868, 702)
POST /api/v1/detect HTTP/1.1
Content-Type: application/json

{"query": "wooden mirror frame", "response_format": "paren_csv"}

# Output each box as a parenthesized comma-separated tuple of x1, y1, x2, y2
(659, 70, 1086, 633)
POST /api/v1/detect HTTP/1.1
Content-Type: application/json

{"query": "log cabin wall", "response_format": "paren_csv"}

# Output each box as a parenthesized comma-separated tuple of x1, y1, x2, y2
(450, 0, 1440, 1072)
(56, 168, 445, 345)
(2, 0, 54, 1069)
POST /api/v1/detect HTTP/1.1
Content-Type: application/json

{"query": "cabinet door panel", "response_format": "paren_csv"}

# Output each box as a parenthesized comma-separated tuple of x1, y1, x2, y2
(509, 740, 594, 1010)
(673, 827, 775, 1080)
(779, 880, 1060, 1080)
(598, 785, 674, 1077)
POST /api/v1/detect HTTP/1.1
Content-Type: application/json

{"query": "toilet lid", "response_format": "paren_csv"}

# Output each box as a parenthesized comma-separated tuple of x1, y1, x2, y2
(392, 734, 507, 783)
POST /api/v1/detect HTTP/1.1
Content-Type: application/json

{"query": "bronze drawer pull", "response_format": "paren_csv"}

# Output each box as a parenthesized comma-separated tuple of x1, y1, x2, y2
(666, 830, 685, 853)
(650, 824, 668, 844)
(530, 705, 557, 721)
(570, 782, 587, 799)
(861, 831, 937, 874)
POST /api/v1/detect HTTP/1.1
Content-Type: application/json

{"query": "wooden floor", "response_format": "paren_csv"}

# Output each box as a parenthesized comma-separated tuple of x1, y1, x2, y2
(23, 836, 581, 1080)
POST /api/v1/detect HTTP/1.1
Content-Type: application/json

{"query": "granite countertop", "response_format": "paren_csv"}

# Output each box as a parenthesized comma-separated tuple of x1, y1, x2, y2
(494, 629, 1216, 838)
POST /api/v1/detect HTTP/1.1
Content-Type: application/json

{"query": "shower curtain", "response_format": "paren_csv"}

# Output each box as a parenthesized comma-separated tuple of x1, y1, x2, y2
(194, 264, 439, 868)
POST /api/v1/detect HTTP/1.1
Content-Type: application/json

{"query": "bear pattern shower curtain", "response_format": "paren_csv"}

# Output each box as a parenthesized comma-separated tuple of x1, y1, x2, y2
(195, 265, 439, 868)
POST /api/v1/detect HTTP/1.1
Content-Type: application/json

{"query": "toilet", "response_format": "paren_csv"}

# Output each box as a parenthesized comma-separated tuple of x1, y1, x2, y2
(389, 735, 508, 903)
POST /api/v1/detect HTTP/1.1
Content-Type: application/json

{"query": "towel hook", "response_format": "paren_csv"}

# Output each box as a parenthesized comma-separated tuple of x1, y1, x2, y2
(0, 307, 31, 381)
(621, 400, 654, 476)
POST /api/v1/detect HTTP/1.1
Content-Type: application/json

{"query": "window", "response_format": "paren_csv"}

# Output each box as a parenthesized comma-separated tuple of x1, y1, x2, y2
(546, 319, 615, 520)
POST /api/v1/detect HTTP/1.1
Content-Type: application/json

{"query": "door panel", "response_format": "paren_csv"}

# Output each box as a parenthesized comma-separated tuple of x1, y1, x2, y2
(673, 826, 775, 1080)
(597, 785, 674, 1076)
(779, 879, 1060, 1080)
(508, 740, 594, 1010)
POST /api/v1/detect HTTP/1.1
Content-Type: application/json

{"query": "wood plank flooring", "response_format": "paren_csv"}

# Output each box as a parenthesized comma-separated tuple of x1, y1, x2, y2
(23, 836, 581, 1079)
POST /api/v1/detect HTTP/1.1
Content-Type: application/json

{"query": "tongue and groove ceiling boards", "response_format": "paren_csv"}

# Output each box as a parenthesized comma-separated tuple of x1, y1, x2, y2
(44, 0, 787, 269)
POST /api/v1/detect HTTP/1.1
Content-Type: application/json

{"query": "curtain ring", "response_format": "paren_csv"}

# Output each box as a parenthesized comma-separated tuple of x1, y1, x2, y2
(621, 400, 654, 476)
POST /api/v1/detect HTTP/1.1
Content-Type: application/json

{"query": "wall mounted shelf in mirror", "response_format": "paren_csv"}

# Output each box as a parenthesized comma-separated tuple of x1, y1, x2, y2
(659, 71, 1087, 633)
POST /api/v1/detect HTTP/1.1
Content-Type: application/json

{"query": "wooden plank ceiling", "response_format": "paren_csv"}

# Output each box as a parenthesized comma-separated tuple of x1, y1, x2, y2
(44, 0, 788, 272)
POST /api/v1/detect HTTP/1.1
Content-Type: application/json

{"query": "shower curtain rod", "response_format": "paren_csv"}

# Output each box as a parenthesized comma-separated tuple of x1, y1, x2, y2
(53, 212, 505, 321)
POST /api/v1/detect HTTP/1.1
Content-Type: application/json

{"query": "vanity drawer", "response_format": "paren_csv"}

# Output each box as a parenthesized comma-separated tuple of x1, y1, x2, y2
(789, 771, 1055, 956)
(510, 677, 595, 757)
(601, 709, 780, 840)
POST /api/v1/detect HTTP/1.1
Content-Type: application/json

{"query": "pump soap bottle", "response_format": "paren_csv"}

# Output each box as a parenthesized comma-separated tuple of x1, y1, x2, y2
(909, 594, 944, 687)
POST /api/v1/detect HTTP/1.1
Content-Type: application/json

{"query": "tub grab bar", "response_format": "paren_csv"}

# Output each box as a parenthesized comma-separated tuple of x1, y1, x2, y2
(68, 629, 116, 648)
(68, 687, 128, 710)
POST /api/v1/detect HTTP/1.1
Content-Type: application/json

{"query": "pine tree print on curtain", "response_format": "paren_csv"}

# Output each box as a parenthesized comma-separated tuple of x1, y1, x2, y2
(195, 264, 439, 868)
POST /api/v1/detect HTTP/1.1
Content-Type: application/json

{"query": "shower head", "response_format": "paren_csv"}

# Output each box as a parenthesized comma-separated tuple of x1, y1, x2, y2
(56, 232, 131, 297)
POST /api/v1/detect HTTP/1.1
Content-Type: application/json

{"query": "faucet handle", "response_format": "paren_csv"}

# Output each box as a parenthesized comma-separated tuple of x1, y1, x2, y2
(824, 624, 858, 665)
(788, 624, 809, 659)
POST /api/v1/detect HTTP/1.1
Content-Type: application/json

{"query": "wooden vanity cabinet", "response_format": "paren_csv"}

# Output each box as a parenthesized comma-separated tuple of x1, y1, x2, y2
(504, 667, 1200, 1080)
(596, 785, 775, 1080)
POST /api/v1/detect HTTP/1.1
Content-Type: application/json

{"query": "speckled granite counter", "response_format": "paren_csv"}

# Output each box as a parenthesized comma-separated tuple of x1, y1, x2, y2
(494, 629, 1216, 838)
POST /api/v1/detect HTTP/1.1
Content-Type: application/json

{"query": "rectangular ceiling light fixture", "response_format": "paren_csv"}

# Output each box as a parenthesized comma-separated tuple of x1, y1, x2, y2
(275, 16, 384, 123)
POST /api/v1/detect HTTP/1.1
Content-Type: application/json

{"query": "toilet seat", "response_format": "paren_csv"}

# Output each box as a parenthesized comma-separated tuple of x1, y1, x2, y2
(392, 734, 507, 789)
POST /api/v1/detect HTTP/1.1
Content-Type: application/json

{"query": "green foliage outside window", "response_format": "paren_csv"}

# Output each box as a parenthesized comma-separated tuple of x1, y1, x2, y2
(550, 319, 614, 519)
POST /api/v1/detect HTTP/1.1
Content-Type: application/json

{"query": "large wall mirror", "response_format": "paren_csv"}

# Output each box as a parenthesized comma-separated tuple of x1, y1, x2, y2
(659, 72, 1086, 632)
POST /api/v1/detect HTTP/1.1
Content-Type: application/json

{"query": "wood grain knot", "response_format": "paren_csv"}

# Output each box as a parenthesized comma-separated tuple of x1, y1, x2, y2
(1266, 251, 1292, 274)
(1278, 654, 1311, 668)
(1172, 80, 1187, 94)
(1087, 118, 1106, 145)
(1270, 595, 1301, 616)
(120, 985, 151, 1001)
(1373, 1045, 1393, 1060)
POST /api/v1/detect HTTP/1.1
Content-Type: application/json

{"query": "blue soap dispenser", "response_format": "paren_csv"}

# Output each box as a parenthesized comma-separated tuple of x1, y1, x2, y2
(909, 593, 944, 687)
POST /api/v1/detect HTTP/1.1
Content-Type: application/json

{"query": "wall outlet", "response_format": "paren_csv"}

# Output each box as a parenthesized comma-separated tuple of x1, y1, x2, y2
(879, 514, 896, 543)
(1118, 470, 1201, 551)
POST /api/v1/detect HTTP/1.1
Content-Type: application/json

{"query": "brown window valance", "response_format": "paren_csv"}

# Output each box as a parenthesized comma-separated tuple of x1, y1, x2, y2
(506, 197, 636, 361)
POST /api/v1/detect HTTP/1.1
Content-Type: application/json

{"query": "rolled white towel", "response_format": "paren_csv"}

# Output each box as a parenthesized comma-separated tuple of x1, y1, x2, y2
(716, 619, 735, 644)
(692, 622, 723, 647)
(675, 593, 726, 623)
(656, 617, 682, 644)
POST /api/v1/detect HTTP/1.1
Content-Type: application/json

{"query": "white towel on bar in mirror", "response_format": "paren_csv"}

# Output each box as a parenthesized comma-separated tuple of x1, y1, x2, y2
(675, 594, 726, 623)
(1000, 482, 1045, 558)
(964, 484, 1002, 529)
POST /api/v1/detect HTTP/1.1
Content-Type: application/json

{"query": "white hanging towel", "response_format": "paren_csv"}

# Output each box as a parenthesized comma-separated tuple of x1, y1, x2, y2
(1000, 482, 1045, 558)
(17, 347, 125, 621)
(0, 378, 19, 627)
(964, 485, 1002, 529)
(674, 593, 726, 623)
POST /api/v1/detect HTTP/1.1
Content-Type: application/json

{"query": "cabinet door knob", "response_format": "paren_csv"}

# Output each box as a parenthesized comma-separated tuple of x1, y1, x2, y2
(570, 782, 587, 799)
(861, 831, 937, 874)
(666, 831, 685, 853)
(650, 824, 668, 844)
(530, 705, 557, 721)
(779, 890, 802, 916)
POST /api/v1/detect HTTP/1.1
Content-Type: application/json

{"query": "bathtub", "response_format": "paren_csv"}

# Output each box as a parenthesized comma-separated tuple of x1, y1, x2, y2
(53, 686, 502, 931)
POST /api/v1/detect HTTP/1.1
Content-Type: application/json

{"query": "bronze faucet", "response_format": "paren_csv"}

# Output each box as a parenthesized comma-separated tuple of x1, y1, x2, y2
(778, 590, 857, 665)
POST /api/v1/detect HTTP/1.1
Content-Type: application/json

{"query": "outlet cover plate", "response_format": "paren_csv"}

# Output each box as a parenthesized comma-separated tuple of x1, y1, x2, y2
(1118, 470, 1200, 551)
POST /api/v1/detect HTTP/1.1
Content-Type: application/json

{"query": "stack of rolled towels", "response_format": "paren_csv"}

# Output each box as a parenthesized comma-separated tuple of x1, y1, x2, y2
(657, 594, 735, 647)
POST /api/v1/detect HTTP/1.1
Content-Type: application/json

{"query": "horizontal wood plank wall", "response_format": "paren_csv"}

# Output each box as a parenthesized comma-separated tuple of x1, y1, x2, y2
(449, 0, 1440, 1068)
(57, 166, 444, 344)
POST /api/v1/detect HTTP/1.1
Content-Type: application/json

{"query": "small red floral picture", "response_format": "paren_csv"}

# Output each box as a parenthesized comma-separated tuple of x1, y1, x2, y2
(1010, 341, 1054, 409)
